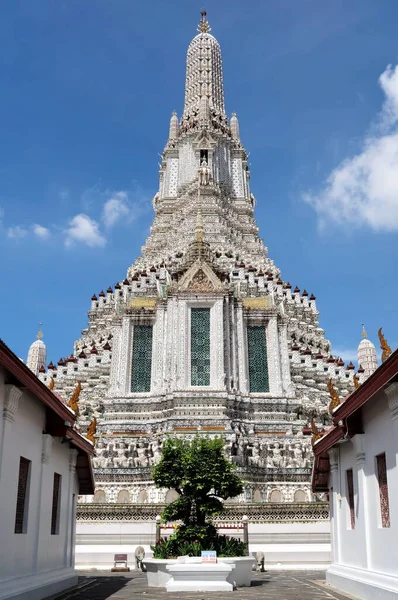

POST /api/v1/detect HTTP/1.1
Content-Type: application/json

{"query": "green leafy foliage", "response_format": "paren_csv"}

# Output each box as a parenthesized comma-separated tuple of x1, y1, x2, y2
(153, 436, 244, 525)
(151, 531, 247, 559)
(151, 436, 246, 558)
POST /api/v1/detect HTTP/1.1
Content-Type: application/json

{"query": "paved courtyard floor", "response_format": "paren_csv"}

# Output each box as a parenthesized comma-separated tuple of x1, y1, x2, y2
(51, 571, 357, 600)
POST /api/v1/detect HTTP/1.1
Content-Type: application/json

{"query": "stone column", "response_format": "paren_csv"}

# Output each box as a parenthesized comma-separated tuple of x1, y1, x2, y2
(176, 300, 187, 390)
(278, 317, 293, 395)
(34, 434, 54, 573)
(152, 304, 165, 393)
(108, 324, 122, 396)
(118, 316, 133, 395)
(224, 296, 232, 391)
(64, 449, 79, 567)
(328, 447, 340, 565)
(236, 303, 248, 394)
(230, 297, 239, 391)
(212, 298, 225, 389)
(351, 434, 369, 569)
(266, 315, 283, 396)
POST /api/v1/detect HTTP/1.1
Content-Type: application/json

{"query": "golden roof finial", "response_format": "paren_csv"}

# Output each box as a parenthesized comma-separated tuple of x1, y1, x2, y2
(86, 417, 97, 445)
(327, 378, 341, 414)
(361, 323, 367, 339)
(353, 373, 360, 389)
(198, 9, 211, 33)
(48, 377, 54, 390)
(311, 417, 323, 447)
(37, 322, 43, 340)
(68, 381, 81, 416)
(378, 327, 392, 363)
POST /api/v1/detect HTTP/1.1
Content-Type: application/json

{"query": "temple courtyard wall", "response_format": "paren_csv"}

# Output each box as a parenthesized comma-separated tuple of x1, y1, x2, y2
(75, 502, 331, 570)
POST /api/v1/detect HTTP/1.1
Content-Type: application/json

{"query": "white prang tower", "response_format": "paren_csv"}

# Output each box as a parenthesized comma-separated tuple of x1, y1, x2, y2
(39, 12, 361, 506)
(27, 325, 47, 376)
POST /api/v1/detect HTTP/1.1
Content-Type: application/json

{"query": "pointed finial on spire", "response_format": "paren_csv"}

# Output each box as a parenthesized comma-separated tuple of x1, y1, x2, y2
(37, 322, 43, 340)
(198, 9, 211, 33)
(361, 323, 367, 339)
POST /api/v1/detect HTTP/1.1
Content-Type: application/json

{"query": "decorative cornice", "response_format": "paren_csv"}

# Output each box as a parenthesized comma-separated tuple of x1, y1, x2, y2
(384, 381, 398, 421)
(69, 448, 79, 473)
(328, 447, 339, 473)
(351, 433, 366, 464)
(3, 385, 23, 423)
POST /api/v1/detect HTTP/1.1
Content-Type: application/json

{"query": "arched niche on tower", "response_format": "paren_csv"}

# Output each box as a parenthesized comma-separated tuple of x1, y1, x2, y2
(268, 489, 282, 503)
(165, 489, 180, 504)
(93, 489, 106, 504)
(137, 489, 148, 504)
(294, 489, 308, 503)
(117, 489, 130, 504)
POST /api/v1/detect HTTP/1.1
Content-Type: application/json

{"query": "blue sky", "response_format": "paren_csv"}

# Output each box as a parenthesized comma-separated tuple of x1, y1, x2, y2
(1, 0, 397, 365)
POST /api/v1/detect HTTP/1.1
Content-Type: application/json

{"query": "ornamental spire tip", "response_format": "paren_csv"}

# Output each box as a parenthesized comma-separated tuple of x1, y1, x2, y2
(198, 9, 211, 33)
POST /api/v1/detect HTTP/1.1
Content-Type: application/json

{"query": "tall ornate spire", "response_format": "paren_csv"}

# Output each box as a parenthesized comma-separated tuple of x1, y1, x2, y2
(183, 10, 225, 118)
(27, 323, 47, 376)
(358, 324, 377, 380)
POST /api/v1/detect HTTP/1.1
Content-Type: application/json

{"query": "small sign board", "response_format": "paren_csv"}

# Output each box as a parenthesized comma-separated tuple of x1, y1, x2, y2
(114, 554, 128, 566)
(201, 550, 217, 564)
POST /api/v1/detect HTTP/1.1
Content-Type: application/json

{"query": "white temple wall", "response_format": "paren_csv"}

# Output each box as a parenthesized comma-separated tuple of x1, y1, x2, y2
(326, 390, 398, 599)
(0, 378, 79, 600)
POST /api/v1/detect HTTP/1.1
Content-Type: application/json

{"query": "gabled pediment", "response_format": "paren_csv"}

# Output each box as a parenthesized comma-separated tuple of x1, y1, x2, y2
(178, 260, 224, 293)
(192, 129, 216, 150)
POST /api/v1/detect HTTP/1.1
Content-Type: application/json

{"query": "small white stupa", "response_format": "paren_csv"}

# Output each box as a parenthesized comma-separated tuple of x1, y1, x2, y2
(357, 324, 377, 380)
(27, 324, 47, 376)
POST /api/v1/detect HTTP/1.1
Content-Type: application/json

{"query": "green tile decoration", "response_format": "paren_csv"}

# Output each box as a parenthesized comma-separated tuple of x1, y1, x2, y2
(191, 308, 210, 386)
(131, 325, 153, 392)
(247, 326, 269, 392)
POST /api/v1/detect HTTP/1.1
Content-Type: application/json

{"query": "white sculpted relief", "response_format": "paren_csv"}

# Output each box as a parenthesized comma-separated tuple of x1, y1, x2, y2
(266, 442, 285, 468)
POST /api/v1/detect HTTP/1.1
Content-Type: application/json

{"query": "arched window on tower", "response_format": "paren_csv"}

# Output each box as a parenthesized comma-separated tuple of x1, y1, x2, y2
(200, 149, 208, 163)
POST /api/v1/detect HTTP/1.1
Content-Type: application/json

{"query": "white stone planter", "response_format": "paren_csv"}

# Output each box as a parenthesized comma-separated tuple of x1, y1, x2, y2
(166, 563, 234, 592)
(219, 556, 255, 587)
(144, 559, 177, 587)
(144, 556, 255, 589)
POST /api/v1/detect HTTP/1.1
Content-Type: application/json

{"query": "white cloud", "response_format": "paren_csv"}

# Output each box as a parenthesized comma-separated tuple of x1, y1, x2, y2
(304, 64, 398, 231)
(102, 191, 130, 228)
(64, 214, 106, 248)
(8, 226, 27, 239)
(32, 224, 50, 239)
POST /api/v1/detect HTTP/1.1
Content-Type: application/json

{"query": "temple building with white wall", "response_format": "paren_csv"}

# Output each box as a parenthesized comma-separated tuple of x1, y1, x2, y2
(313, 345, 398, 599)
(32, 12, 376, 567)
(0, 339, 94, 600)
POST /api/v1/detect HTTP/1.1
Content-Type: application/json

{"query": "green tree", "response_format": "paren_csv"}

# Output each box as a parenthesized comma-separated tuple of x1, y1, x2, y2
(152, 436, 244, 527)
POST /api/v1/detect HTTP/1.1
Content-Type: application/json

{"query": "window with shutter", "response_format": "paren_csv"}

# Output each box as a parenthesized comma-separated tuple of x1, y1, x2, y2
(346, 469, 355, 529)
(51, 473, 61, 535)
(14, 457, 31, 534)
(376, 453, 390, 528)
